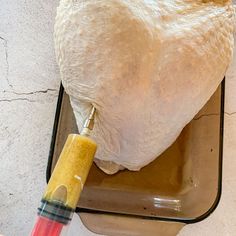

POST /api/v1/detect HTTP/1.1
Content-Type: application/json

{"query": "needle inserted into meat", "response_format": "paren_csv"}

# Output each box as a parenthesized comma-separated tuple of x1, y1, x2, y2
(54, 0, 235, 174)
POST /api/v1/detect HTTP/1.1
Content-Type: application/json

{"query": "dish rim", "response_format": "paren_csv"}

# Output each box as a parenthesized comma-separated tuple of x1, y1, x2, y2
(46, 79, 225, 224)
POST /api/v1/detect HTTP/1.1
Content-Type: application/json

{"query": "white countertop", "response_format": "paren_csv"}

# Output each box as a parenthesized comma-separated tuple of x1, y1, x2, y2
(0, 1, 235, 235)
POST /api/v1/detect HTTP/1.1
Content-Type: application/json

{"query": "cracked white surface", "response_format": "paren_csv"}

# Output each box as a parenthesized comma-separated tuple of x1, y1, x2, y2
(0, 1, 236, 235)
(0, 1, 60, 235)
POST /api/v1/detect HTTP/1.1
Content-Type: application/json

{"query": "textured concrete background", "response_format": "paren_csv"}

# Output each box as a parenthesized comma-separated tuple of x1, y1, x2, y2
(0, 1, 235, 235)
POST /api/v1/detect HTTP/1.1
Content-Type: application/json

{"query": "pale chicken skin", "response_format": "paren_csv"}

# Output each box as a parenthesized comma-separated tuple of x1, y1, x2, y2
(54, 0, 235, 174)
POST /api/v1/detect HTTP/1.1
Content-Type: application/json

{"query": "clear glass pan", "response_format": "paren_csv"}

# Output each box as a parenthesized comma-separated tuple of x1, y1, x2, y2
(47, 81, 224, 235)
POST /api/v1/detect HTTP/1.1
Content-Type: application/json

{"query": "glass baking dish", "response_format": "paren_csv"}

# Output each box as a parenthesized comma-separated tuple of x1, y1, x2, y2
(46, 80, 224, 235)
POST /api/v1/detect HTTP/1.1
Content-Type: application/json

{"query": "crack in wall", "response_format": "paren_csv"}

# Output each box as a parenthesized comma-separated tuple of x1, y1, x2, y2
(194, 113, 219, 120)
(0, 36, 12, 88)
(0, 98, 35, 103)
(0, 88, 58, 103)
(194, 111, 236, 120)
(4, 88, 57, 96)
(226, 111, 236, 116)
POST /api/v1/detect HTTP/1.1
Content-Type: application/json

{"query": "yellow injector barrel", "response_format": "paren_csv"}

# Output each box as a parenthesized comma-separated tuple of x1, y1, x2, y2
(31, 107, 97, 236)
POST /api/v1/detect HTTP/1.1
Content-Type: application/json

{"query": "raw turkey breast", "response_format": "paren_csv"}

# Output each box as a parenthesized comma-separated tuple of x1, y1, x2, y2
(54, 0, 235, 174)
